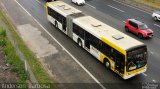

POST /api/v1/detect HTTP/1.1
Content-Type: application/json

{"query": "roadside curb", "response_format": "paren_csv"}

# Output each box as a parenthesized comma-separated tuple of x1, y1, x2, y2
(116, 0, 159, 13)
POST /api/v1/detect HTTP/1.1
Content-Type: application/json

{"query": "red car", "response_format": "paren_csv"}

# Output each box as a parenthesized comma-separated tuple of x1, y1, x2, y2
(125, 19, 153, 38)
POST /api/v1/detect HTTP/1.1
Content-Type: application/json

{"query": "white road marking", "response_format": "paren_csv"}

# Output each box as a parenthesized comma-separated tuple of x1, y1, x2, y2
(14, 0, 32, 16)
(14, 0, 106, 89)
(154, 24, 160, 28)
(142, 73, 147, 77)
(86, 3, 96, 9)
(35, 0, 42, 5)
(108, 5, 124, 13)
(112, 0, 151, 15)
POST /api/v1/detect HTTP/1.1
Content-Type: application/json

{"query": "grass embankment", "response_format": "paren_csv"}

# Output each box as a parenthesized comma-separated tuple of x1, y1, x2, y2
(0, 26, 28, 83)
(134, 0, 160, 9)
(0, 9, 55, 88)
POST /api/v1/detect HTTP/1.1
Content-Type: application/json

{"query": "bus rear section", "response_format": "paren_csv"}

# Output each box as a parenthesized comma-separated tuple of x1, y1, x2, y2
(46, 1, 82, 35)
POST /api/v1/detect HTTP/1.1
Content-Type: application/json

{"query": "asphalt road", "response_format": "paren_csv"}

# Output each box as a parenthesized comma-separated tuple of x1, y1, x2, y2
(1, 0, 160, 89)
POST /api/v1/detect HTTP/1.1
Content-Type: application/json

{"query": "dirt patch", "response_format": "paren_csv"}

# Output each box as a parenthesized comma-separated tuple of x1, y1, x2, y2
(134, 0, 160, 9)
(0, 47, 17, 83)
(17, 24, 58, 58)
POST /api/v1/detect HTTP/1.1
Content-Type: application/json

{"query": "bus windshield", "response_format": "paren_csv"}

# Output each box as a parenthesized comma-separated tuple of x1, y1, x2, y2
(127, 46, 147, 72)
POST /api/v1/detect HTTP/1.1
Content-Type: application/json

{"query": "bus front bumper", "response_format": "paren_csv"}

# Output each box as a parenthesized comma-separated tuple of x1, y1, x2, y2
(123, 67, 147, 79)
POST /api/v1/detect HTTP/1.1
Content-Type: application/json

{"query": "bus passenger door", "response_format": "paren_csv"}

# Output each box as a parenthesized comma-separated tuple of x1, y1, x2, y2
(62, 17, 66, 32)
(84, 31, 90, 49)
(115, 59, 124, 76)
(114, 51, 125, 76)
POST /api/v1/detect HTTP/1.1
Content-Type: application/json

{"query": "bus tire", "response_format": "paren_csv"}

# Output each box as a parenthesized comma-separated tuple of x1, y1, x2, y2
(77, 38, 82, 47)
(104, 59, 110, 69)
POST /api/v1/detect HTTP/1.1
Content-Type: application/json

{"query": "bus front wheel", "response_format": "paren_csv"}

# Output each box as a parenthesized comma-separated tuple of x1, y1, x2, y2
(104, 59, 110, 69)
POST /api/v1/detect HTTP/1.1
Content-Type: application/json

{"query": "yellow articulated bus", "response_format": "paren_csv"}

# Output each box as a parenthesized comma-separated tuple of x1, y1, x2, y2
(46, 1, 148, 79)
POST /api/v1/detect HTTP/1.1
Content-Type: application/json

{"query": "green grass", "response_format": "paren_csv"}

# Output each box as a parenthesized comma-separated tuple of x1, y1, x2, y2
(0, 26, 6, 46)
(0, 9, 55, 89)
(0, 26, 28, 84)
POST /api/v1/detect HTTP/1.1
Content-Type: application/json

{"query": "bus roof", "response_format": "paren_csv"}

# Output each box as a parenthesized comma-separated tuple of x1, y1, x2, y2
(47, 1, 82, 17)
(73, 16, 144, 51)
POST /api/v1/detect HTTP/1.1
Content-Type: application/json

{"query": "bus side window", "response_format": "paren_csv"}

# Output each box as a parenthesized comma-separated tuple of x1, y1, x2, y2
(73, 23, 84, 39)
(90, 34, 99, 49)
(100, 41, 113, 60)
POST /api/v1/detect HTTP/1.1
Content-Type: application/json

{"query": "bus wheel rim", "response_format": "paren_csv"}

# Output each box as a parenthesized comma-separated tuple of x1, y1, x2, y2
(79, 41, 81, 46)
(105, 62, 109, 68)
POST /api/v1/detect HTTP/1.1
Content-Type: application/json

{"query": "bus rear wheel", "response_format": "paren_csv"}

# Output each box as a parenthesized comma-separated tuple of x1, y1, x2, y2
(78, 39, 82, 47)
